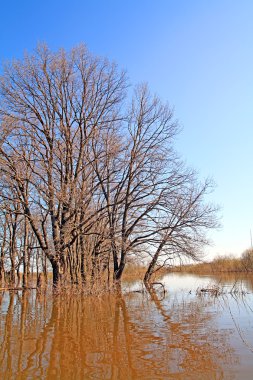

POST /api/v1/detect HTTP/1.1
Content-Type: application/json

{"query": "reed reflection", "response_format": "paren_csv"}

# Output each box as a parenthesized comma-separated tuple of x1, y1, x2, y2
(0, 287, 238, 379)
(200, 273, 253, 293)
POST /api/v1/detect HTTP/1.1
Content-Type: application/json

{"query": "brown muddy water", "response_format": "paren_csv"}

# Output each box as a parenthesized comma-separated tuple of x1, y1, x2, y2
(1, 273, 253, 379)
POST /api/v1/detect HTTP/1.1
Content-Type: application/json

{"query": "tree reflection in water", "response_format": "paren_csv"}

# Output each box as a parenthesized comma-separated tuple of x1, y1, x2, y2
(0, 286, 239, 379)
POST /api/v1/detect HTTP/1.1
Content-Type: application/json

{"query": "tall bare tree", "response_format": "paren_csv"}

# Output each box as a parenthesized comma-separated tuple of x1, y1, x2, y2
(0, 45, 126, 285)
(0, 45, 218, 288)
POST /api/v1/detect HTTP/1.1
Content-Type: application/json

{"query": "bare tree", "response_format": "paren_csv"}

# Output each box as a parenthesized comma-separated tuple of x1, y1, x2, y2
(143, 179, 219, 282)
(0, 44, 126, 286)
(0, 45, 219, 289)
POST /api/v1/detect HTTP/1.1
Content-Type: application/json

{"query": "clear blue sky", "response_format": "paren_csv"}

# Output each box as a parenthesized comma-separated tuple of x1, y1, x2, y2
(1, 0, 253, 259)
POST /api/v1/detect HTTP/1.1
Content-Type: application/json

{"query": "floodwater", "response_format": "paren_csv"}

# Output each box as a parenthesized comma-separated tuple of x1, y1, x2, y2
(1, 274, 253, 379)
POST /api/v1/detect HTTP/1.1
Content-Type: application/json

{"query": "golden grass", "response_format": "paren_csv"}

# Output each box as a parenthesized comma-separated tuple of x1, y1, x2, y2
(173, 254, 253, 274)
(121, 264, 147, 282)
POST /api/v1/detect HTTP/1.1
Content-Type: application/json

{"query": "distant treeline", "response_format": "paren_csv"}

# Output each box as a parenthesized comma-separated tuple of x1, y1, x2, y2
(174, 249, 253, 273)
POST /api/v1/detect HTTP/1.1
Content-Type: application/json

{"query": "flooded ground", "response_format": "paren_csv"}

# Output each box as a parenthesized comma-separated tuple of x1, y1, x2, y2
(1, 273, 253, 379)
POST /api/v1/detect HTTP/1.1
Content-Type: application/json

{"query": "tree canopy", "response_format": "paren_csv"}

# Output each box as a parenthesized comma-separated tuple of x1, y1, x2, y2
(0, 45, 219, 288)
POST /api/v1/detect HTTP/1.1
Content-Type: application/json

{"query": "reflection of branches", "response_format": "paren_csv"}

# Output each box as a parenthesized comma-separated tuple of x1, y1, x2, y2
(144, 282, 168, 313)
(112, 297, 136, 379)
(0, 292, 14, 372)
(145, 282, 237, 378)
(227, 300, 253, 353)
(196, 281, 253, 355)
(0, 288, 239, 379)
(221, 293, 253, 354)
(16, 292, 53, 379)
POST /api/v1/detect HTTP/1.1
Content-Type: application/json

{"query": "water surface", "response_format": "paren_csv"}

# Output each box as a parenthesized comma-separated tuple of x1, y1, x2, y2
(1, 273, 253, 379)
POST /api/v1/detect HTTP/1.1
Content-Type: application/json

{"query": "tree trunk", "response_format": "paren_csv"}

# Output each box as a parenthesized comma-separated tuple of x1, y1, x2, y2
(22, 218, 29, 288)
(0, 256, 4, 287)
(0, 220, 7, 286)
(9, 260, 16, 285)
(80, 235, 86, 285)
(144, 257, 157, 283)
(51, 260, 61, 287)
(144, 241, 166, 283)
(114, 249, 126, 282)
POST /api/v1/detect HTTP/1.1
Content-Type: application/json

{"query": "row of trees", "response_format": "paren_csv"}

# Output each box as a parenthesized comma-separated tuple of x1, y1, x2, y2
(0, 45, 218, 288)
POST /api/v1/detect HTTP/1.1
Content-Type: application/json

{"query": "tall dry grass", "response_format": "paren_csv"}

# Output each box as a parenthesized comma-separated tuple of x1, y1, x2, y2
(122, 264, 147, 282)
(174, 249, 253, 274)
